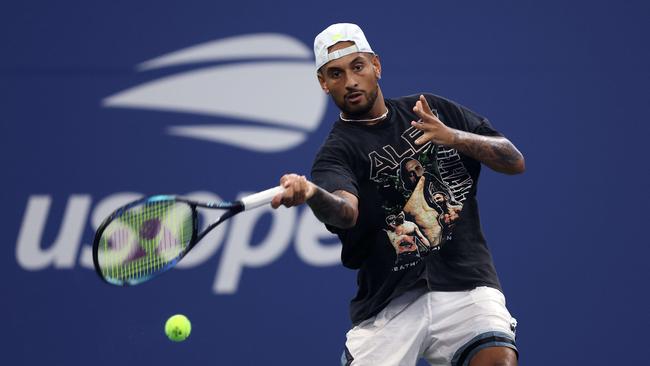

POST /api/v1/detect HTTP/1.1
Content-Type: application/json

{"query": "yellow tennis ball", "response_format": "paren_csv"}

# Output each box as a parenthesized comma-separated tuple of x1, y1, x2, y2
(165, 314, 191, 342)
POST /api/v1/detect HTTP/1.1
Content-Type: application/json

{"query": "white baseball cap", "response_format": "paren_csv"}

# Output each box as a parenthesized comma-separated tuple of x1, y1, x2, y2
(313, 23, 374, 70)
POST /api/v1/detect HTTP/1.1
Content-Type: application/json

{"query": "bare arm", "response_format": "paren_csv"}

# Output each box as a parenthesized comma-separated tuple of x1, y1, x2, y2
(447, 131, 525, 174)
(412, 225, 431, 247)
(271, 173, 358, 229)
(307, 187, 358, 229)
(411, 95, 525, 175)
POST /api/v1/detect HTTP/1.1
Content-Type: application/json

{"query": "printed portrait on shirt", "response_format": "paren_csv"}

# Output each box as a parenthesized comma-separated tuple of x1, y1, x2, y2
(372, 142, 472, 271)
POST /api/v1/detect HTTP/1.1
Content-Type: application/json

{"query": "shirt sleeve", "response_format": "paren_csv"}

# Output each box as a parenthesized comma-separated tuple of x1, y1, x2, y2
(460, 105, 504, 137)
(311, 134, 359, 197)
(311, 133, 360, 235)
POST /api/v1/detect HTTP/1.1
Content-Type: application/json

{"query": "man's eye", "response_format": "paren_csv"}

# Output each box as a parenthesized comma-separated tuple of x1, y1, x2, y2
(354, 64, 364, 71)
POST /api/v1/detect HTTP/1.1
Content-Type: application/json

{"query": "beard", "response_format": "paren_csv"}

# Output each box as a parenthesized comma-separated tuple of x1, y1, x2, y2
(335, 82, 380, 118)
(432, 198, 448, 213)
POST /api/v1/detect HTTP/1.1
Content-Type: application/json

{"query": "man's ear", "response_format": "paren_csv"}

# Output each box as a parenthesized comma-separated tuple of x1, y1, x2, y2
(317, 72, 329, 94)
(372, 54, 382, 80)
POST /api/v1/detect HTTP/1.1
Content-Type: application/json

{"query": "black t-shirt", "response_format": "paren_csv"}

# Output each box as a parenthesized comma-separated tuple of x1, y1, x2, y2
(311, 93, 504, 325)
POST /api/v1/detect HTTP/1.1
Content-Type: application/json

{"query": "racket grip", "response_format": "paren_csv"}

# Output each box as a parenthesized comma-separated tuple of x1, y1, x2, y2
(241, 186, 284, 210)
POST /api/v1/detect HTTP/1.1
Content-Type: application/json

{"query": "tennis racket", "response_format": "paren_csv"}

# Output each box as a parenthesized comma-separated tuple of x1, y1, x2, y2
(92, 186, 283, 286)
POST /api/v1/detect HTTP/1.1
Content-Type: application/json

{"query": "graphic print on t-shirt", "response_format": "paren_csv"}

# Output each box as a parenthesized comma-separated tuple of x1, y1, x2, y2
(370, 127, 473, 271)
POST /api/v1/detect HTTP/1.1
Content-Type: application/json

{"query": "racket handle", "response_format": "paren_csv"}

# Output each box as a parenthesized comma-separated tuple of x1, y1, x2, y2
(240, 186, 284, 210)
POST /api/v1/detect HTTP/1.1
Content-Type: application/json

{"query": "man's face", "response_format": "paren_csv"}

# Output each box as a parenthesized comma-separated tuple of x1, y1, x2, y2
(317, 41, 381, 118)
(433, 193, 446, 205)
(405, 159, 424, 186)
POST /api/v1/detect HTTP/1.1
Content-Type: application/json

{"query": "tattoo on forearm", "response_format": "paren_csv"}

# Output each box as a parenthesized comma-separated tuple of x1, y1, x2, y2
(307, 188, 356, 228)
(452, 130, 524, 173)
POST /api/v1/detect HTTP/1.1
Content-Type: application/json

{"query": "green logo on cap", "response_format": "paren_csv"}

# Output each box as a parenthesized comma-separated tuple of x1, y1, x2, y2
(331, 33, 343, 42)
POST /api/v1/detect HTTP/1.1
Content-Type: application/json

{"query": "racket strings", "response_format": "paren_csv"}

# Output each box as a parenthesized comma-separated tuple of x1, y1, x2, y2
(97, 200, 193, 285)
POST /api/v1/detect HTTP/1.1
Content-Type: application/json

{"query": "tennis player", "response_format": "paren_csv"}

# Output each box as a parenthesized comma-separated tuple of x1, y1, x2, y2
(272, 23, 524, 366)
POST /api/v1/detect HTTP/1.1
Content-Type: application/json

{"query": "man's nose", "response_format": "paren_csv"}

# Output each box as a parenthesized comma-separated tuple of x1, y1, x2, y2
(345, 74, 359, 89)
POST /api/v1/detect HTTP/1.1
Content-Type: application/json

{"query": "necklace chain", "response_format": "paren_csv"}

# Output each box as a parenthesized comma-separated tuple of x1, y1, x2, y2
(339, 108, 389, 123)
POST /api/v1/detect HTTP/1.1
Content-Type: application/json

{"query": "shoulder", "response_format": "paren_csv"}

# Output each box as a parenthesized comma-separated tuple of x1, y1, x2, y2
(387, 93, 470, 117)
(314, 122, 357, 160)
(393, 93, 491, 128)
(318, 121, 352, 149)
(388, 93, 457, 107)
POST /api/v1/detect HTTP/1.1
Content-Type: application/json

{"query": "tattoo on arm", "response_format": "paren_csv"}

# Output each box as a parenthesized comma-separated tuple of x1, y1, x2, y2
(451, 130, 525, 174)
(307, 187, 358, 229)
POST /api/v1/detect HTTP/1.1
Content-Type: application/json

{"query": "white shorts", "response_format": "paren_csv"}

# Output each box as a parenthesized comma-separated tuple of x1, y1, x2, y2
(341, 286, 517, 366)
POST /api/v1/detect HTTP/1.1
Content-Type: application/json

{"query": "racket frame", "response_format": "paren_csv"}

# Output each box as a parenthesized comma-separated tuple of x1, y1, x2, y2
(92, 195, 244, 286)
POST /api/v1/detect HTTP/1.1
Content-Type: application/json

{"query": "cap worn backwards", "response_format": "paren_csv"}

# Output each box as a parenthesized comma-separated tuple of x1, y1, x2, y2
(313, 23, 374, 70)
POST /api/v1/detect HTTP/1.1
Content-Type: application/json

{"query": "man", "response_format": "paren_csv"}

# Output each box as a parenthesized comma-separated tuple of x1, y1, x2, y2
(431, 192, 462, 241)
(384, 211, 430, 267)
(399, 156, 461, 247)
(271, 23, 524, 366)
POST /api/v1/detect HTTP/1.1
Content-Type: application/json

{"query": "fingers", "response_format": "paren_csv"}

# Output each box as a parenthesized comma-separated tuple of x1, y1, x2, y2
(412, 94, 436, 121)
(412, 95, 426, 119)
(271, 174, 311, 209)
(410, 95, 444, 146)
(270, 194, 282, 208)
(418, 94, 434, 115)
(414, 134, 427, 145)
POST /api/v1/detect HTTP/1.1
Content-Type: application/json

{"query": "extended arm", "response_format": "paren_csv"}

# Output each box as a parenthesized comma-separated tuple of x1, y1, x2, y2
(271, 174, 358, 229)
(411, 95, 525, 175)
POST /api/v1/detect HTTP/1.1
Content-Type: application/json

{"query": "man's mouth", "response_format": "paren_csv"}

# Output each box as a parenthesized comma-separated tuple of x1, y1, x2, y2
(345, 91, 364, 104)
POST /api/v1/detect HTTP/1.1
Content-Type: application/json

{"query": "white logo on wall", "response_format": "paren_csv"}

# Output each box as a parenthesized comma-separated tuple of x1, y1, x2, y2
(15, 34, 340, 294)
(102, 33, 327, 152)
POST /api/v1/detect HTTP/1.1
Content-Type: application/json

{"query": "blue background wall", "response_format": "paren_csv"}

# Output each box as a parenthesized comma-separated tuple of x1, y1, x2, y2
(2, 0, 649, 365)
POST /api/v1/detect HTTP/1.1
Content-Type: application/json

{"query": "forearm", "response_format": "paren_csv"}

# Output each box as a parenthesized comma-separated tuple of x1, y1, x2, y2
(307, 187, 358, 229)
(272, 174, 359, 228)
(449, 129, 525, 174)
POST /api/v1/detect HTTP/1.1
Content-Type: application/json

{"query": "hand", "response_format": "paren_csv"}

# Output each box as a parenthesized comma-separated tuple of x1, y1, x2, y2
(271, 174, 316, 209)
(411, 95, 454, 145)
